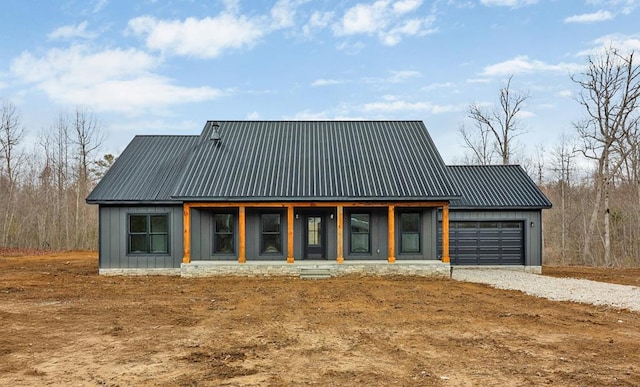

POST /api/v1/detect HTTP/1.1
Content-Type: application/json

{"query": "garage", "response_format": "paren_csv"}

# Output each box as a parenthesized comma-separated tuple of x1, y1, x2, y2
(448, 221, 524, 265)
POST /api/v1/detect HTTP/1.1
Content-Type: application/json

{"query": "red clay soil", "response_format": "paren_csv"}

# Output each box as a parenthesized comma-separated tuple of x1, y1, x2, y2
(0, 251, 639, 386)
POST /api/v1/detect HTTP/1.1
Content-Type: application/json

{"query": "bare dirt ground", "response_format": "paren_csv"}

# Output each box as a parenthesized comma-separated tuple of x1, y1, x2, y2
(1, 251, 639, 386)
(543, 265, 640, 287)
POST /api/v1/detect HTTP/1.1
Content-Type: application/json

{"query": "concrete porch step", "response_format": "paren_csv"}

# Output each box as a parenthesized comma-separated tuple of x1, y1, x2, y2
(299, 267, 333, 279)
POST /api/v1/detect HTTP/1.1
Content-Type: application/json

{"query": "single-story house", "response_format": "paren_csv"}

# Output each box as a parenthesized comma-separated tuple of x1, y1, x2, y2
(86, 121, 551, 276)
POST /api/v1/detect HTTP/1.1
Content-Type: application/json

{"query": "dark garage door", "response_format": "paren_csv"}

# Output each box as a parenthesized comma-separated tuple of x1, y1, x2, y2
(440, 221, 524, 265)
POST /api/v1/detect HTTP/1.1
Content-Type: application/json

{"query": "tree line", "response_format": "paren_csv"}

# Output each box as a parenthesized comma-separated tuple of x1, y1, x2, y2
(0, 105, 112, 251)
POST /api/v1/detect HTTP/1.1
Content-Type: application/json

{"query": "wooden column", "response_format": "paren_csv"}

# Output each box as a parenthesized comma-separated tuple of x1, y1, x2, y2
(442, 203, 450, 263)
(238, 206, 246, 263)
(182, 204, 191, 264)
(287, 205, 294, 263)
(388, 205, 396, 263)
(336, 205, 344, 263)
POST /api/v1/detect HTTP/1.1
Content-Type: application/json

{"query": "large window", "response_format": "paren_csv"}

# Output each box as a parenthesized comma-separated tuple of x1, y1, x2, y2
(350, 213, 370, 254)
(213, 214, 234, 254)
(400, 213, 420, 253)
(128, 214, 169, 254)
(261, 213, 282, 254)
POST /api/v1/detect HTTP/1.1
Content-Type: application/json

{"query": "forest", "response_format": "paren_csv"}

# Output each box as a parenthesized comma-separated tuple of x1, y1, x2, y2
(1, 47, 638, 267)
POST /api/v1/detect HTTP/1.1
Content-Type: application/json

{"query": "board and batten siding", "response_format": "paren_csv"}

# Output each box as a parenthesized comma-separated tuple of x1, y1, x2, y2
(439, 210, 544, 266)
(99, 205, 184, 269)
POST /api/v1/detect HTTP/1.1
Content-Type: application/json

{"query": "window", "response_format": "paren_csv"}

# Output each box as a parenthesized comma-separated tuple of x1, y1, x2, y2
(350, 213, 370, 254)
(400, 213, 420, 253)
(261, 213, 282, 254)
(307, 216, 321, 246)
(128, 214, 169, 254)
(213, 214, 234, 254)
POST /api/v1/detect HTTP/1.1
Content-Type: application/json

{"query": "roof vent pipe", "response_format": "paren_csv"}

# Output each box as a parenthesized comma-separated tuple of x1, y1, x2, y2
(210, 121, 221, 144)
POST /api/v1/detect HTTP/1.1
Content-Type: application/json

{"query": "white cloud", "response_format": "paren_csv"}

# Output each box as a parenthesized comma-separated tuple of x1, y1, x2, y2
(564, 10, 613, 23)
(481, 55, 583, 76)
(393, 0, 423, 14)
(335, 1, 390, 35)
(587, 0, 638, 15)
(93, 0, 109, 13)
(333, 0, 434, 46)
(387, 70, 421, 82)
(381, 17, 436, 46)
(578, 33, 640, 56)
(128, 14, 267, 58)
(311, 78, 345, 87)
(10, 45, 221, 113)
(247, 111, 261, 119)
(128, 1, 307, 58)
(287, 109, 365, 120)
(422, 82, 455, 91)
(271, 0, 301, 29)
(302, 11, 334, 36)
(48, 21, 95, 40)
(360, 98, 460, 114)
(480, 0, 538, 6)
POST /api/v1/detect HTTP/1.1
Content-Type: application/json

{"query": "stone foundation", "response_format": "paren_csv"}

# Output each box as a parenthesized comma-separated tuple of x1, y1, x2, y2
(181, 260, 450, 278)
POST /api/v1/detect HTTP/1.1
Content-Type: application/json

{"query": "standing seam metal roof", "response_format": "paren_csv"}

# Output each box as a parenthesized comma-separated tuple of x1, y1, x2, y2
(171, 121, 460, 201)
(446, 165, 552, 209)
(86, 135, 198, 203)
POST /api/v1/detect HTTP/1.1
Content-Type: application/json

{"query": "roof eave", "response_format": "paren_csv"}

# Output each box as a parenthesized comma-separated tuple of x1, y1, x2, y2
(449, 205, 552, 210)
(171, 195, 462, 202)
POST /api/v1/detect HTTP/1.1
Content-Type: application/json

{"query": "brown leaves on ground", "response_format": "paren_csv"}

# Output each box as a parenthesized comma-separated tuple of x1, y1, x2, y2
(0, 252, 639, 386)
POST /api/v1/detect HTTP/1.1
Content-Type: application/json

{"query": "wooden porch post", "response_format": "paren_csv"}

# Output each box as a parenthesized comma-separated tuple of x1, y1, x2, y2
(442, 203, 450, 263)
(287, 205, 294, 263)
(238, 206, 246, 263)
(336, 205, 344, 263)
(182, 204, 191, 264)
(388, 205, 396, 263)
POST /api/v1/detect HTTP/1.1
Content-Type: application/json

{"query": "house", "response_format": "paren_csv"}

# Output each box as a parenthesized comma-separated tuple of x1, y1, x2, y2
(86, 121, 551, 276)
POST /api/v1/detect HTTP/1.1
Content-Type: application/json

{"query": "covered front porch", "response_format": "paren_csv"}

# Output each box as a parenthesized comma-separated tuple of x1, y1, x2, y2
(181, 201, 451, 264)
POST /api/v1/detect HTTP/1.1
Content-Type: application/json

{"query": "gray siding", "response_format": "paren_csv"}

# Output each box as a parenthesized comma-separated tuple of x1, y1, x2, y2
(439, 210, 543, 266)
(395, 208, 438, 261)
(245, 209, 289, 261)
(191, 209, 238, 261)
(99, 205, 184, 269)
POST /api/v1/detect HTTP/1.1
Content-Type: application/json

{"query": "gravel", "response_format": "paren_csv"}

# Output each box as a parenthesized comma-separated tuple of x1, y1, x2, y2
(451, 269, 640, 312)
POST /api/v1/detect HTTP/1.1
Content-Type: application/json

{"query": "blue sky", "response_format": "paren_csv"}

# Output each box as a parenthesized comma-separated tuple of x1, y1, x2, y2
(1, 0, 639, 164)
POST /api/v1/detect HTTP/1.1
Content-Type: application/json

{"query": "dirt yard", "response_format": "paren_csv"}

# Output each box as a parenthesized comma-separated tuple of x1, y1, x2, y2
(1, 252, 638, 386)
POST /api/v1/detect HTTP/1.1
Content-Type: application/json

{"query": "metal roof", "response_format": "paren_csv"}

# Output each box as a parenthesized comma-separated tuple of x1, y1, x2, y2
(86, 135, 198, 203)
(446, 165, 552, 209)
(172, 121, 460, 201)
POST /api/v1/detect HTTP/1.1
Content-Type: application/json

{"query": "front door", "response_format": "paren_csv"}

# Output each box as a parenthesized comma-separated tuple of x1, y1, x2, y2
(305, 215, 326, 259)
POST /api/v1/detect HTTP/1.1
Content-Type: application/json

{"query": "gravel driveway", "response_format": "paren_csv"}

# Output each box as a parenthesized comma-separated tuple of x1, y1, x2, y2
(452, 269, 640, 312)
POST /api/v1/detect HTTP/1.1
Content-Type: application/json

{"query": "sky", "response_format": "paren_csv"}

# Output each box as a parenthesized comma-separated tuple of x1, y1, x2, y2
(1, 0, 639, 165)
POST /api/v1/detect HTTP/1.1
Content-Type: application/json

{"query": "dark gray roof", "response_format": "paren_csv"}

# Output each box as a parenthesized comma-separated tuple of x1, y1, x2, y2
(87, 135, 198, 203)
(447, 165, 552, 209)
(172, 121, 460, 201)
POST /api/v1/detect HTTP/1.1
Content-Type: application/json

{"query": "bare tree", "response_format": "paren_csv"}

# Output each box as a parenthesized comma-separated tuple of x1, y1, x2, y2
(465, 76, 530, 165)
(0, 100, 25, 187)
(0, 100, 25, 246)
(459, 123, 495, 165)
(550, 134, 577, 264)
(71, 107, 104, 249)
(572, 47, 640, 266)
